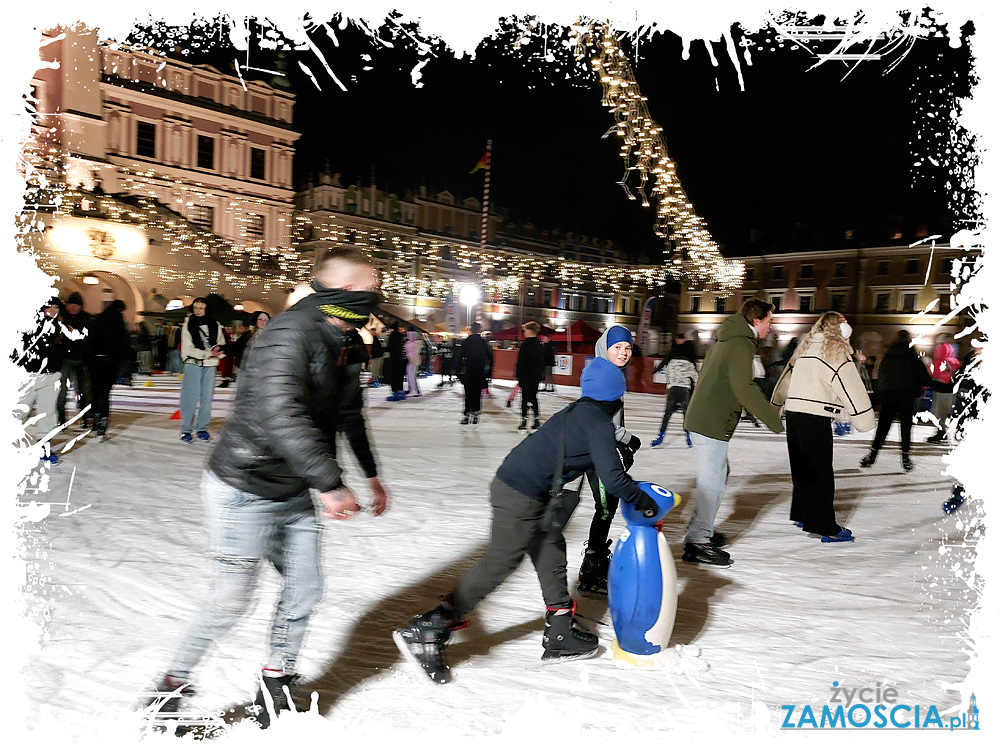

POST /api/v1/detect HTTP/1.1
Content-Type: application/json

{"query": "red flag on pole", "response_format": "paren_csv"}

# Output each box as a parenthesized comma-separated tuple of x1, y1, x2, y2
(470, 150, 490, 173)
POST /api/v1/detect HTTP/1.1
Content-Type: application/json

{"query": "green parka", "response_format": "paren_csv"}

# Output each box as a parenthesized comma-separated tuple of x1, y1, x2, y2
(684, 313, 784, 441)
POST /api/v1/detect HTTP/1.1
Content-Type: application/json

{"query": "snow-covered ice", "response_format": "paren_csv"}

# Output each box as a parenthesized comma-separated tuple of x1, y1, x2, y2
(15, 377, 982, 739)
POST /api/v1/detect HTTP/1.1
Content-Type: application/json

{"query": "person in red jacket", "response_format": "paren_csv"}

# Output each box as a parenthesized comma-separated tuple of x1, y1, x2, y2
(927, 340, 961, 443)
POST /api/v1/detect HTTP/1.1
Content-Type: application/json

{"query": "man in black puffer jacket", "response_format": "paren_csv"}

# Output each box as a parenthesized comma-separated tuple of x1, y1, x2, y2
(149, 246, 389, 728)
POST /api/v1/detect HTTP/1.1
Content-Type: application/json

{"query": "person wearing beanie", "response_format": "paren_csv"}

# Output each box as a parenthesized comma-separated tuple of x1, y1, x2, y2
(577, 324, 641, 596)
(682, 298, 784, 566)
(394, 356, 659, 682)
(57, 291, 93, 428)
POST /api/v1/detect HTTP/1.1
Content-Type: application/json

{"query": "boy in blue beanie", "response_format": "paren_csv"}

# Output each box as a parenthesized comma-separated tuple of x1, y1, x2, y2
(395, 357, 658, 683)
(578, 325, 641, 596)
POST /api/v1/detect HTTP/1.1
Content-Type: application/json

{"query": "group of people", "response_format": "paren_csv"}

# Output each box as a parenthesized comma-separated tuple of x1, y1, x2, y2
(143, 248, 665, 713)
(12, 288, 275, 457)
(14, 292, 134, 455)
(15, 248, 967, 721)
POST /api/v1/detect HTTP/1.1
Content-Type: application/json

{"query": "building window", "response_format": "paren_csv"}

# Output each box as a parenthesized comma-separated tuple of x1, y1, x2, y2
(876, 260, 890, 276)
(800, 264, 814, 280)
(874, 292, 891, 312)
(689, 295, 700, 313)
(830, 293, 847, 312)
(136, 121, 156, 158)
(247, 214, 265, 238)
(900, 292, 917, 313)
(939, 294, 951, 313)
(905, 258, 920, 275)
(769, 294, 783, 312)
(771, 266, 784, 282)
(191, 205, 214, 230)
(834, 262, 847, 278)
(715, 297, 727, 313)
(745, 268, 755, 283)
(633, 298, 641, 316)
(197, 135, 215, 170)
(250, 147, 266, 180)
(798, 294, 814, 313)
(941, 258, 956, 276)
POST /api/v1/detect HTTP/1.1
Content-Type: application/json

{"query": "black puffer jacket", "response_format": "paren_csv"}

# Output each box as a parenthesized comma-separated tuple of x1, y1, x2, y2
(208, 297, 377, 499)
(877, 342, 932, 399)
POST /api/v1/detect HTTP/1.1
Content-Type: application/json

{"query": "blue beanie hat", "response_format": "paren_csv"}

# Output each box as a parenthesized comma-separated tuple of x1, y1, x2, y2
(605, 326, 633, 348)
(580, 357, 626, 401)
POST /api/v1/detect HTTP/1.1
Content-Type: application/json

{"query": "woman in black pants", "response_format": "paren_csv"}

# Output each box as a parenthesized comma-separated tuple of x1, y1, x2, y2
(860, 330, 933, 472)
(771, 312, 875, 541)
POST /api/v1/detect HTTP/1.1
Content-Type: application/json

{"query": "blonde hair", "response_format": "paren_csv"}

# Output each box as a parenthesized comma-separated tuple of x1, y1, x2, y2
(790, 311, 852, 365)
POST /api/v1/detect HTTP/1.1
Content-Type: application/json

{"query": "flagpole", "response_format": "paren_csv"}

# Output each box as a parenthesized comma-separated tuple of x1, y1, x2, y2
(480, 139, 492, 250)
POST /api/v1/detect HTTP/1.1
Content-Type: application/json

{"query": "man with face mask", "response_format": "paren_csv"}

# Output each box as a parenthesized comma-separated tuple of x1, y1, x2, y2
(146, 246, 389, 728)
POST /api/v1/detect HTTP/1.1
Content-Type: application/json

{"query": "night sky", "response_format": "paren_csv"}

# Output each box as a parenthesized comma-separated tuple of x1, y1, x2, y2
(132, 13, 976, 261)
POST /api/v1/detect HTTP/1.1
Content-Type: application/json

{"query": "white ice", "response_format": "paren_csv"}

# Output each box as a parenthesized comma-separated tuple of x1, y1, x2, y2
(16, 375, 980, 740)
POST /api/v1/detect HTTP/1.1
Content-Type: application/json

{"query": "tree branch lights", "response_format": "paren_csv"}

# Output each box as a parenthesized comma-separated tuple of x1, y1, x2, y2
(571, 21, 744, 293)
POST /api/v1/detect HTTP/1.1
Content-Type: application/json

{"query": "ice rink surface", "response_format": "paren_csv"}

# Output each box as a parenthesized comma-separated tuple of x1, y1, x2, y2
(16, 378, 982, 740)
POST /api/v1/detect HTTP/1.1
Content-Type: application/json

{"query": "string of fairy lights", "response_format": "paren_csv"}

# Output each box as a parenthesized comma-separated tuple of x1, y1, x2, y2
(22, 142, 676, 306)
(570, 20, 745, 292)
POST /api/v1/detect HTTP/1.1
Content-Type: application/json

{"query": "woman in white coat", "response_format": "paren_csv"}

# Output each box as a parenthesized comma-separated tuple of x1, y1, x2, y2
(179, 297, 226, 442)
(771, 312, 875, 542)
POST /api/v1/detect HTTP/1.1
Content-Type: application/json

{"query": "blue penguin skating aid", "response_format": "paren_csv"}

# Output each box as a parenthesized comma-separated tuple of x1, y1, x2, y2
(607, 482, 682, 664)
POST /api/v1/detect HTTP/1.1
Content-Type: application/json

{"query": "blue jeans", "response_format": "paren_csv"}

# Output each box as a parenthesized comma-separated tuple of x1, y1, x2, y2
(167, 471, 324, 680)
(685, 432, 731, 545)
(180, 363, 216, 433)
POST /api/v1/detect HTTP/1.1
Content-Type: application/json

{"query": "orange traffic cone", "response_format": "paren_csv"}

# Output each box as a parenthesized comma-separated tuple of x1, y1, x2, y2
(169, 410, 181, 420)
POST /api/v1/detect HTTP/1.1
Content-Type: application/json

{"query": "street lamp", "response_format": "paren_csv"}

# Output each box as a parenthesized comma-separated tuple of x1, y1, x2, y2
(459, 285, 480, 329)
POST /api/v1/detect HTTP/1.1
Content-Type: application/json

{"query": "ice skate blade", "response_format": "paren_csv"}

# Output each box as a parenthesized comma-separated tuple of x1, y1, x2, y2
(392, 629, 451, 684)
(576, 584, 608, 599)
(680, 554, 732, 567)
(541, 646, 599, 663)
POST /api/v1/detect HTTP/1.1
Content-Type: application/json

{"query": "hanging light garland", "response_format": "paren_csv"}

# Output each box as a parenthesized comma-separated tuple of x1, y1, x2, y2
(570, 20, 745, 293)
(22, 141, 675, 308)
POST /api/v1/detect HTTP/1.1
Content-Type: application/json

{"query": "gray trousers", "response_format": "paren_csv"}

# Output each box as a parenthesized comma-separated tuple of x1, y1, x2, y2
(452, 477, 571, 618)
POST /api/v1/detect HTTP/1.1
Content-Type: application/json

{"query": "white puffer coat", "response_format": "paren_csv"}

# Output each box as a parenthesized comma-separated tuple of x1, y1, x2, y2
(771, 337, 875, 431)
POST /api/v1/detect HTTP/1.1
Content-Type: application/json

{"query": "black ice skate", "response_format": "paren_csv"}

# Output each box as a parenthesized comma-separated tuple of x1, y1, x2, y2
(681, 542, 732, 566)
(140, 674, 194, 717)
(246, 671, 303, 729)
(472, 412, 480, 424)
(393, 602, 467, 684)
(531, 417, 541, 430)
(577, 539, 612, 597)
(541, 602, 598, 662)
(518, 418, 528, 430)
(859, 450, 878, 468)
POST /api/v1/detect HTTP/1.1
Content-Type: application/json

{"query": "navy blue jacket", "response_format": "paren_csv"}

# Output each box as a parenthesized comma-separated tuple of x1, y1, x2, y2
(496, 398, 645, 506)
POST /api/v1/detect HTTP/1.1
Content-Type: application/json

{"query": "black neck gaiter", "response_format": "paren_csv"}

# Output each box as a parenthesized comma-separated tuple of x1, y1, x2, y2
(309, 280, 382, 328)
